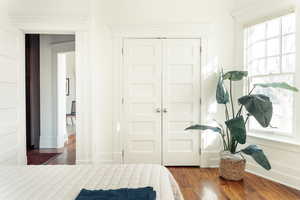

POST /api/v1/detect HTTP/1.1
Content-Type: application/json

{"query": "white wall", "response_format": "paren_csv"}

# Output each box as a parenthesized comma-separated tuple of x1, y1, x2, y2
(7, 0, 89, 17)
(57, 53, 67, 147)
(233, 0, 300, 190)
(89, 0, 237, 163)
(39, 35, 75, 148)
(40, 35, 54, 148)
(3, 1, 300, 190)
(66, 52, 76, 116)
(89, 0, 114, 162)
(0, 0, 26, 165)
(5, 0, 238, 166)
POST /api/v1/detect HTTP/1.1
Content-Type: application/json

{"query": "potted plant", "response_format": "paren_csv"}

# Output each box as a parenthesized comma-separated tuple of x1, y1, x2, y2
(185, 70, 298, 181)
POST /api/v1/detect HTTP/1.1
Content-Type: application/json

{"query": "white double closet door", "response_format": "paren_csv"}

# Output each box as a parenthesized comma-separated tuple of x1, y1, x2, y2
(123, 38, 201, 166)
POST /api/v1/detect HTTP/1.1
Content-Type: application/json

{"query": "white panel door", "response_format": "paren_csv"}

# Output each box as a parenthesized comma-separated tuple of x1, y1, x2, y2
(123, 39, 162, 164)
(162, 39, 201, 166)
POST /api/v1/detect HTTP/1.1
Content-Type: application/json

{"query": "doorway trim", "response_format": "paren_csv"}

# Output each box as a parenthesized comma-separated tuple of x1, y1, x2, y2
(11, 16, 92, 164)
(110, 24, 211, 165)
(52, 43, 75, 149)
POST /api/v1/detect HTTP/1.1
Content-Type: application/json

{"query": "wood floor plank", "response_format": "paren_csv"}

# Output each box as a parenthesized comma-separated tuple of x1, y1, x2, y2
(41, 135, 76, 165)
(32, 138, 300, 200)
(168, 167, 300, 200)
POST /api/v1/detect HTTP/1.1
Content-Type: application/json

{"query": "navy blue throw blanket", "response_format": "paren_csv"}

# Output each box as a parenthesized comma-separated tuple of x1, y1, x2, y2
(75, 187, 156, 200)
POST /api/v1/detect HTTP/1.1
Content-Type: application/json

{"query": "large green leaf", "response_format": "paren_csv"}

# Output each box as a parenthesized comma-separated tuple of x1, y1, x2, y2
(254, 82, 299, 92)
(216, 75, 229, 104)
(223, 71, 248, 81)
(241, 145, 271, 170)
(184, 125, 221, 133)
(225, 116, 246, 144)
(238, 94, 273, 127)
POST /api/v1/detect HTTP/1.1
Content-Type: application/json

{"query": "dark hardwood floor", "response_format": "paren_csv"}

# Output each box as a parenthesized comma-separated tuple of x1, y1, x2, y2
(168, 167, 300, 200)
(27, 136, 300, 199)
(46, 134, 76, 165)
(27, 135, 76, 165)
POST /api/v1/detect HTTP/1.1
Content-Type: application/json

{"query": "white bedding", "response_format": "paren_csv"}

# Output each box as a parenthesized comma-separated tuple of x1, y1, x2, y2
(0, 164, 183, 200)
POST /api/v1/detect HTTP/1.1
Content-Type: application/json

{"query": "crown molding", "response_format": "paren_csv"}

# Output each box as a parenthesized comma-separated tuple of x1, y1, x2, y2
(231, 1, 295, 25)
(9, 15, 89, 33)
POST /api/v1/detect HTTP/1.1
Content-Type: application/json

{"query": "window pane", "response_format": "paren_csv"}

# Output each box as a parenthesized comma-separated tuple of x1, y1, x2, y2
(248, 23, 266, 44)
(267, 38, 280, 56)
(267, 18, 280, 38)
(267, 56, 280, 74)
(249, 75, 294, 133)
(245, 13, 296, 135)
(282, 34, 295, 54)
(248, 59, 266, 76)
(282, 54, 295, 73)
(282, 13, 295, 34)
(252, 41, 266, 59)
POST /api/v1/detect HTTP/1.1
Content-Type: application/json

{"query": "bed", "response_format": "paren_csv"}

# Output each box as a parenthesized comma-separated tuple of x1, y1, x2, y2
(0, 164, 183, 200)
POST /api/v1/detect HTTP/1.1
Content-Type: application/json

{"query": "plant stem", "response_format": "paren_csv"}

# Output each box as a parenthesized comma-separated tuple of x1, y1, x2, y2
(221, 132, 228, 151)
(225, 104, 229, 121)
(230, 80, 235, 118)
(236, 105, 243, 117)
(234, 141, 238, 153)
(224, 104, 230, 149)
(245, 115, 250, 125)
(249, 85, 256, 95)
(236, 86, 256, 118)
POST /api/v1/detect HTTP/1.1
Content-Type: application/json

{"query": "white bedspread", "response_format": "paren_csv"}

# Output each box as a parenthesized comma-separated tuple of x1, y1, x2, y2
(0, 164, 183, 200)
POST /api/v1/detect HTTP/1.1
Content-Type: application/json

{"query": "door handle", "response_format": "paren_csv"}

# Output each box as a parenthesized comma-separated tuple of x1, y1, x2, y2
(163, 108, 168, 113)
(155, 108, 161, 113)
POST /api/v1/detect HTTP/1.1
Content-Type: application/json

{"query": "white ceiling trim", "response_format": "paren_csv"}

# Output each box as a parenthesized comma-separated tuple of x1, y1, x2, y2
(9, 15, 89, 33)
(231, 1, 296, 26)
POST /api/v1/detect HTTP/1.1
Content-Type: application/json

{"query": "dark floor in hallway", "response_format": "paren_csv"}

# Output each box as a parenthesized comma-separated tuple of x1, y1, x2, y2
(27, 135, 76, 165)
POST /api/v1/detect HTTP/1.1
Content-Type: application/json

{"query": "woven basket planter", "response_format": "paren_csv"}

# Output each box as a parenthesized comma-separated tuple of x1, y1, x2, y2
(219, 151, 246, 181)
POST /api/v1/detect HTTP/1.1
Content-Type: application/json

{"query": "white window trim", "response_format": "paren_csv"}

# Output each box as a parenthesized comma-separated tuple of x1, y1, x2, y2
(244, 13, 297, 138)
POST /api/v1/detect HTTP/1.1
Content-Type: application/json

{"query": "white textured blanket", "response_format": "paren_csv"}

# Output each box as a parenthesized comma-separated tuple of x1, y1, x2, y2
(0, 164, 183, 200)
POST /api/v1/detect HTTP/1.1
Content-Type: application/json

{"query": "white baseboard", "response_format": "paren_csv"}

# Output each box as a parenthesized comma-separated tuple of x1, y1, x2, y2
(200, 151, 220, 168)
(76, 159, 92, 165)
(201, 151, 300, 190)
(93, 152, 122, 164)
(40, 136, 57, 148)
(246, 162, 300, 191)
(113, 152, 122, 163)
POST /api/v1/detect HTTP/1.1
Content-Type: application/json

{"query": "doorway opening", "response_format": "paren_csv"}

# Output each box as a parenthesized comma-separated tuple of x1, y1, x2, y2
(25, 34, 76, 165)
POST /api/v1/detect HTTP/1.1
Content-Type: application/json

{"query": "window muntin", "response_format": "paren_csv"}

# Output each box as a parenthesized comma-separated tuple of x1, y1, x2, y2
(244, 13, 296, 134)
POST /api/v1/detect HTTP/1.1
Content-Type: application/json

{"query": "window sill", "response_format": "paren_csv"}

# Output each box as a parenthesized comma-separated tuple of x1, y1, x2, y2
(247, 132, 300, 149)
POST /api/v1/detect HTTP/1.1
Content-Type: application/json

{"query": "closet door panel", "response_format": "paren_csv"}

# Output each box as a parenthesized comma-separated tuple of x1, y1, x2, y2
(123, 39, 162, 164)
(162, 39, 201, 166)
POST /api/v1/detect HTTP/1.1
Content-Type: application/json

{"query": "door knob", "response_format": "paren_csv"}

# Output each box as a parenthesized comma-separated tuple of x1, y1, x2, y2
(163, 108, 168, 113)
(155, 108, 161, 113)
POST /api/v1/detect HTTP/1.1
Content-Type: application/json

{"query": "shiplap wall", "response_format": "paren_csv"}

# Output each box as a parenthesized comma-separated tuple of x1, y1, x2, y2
(0, 27, 26, 165)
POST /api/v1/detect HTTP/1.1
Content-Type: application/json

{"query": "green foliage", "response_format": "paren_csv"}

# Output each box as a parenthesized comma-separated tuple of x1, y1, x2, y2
(238, 94, 272, 127)
(255, 82, 299, 92)
(216, 75, 229, 104)
(185, 69, 298, 171)
(225, 116, 246, 144)
(185, 125, 222, 133)
(223, 71, 248, 81)
(241, 145, 271, 170)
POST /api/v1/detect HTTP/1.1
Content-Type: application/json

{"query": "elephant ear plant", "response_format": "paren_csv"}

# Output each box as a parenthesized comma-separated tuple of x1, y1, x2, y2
(185, 70, 298, 171)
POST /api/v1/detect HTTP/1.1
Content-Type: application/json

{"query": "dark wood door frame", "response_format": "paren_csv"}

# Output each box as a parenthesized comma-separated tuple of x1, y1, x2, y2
(25, 34, 41, 150)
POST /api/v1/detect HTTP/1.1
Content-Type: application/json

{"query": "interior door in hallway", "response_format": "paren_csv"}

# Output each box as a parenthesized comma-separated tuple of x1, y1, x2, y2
(123, 39, 163, 164)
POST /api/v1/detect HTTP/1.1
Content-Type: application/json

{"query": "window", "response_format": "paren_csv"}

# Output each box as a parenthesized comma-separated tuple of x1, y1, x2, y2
(244, 13, 296, 135)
